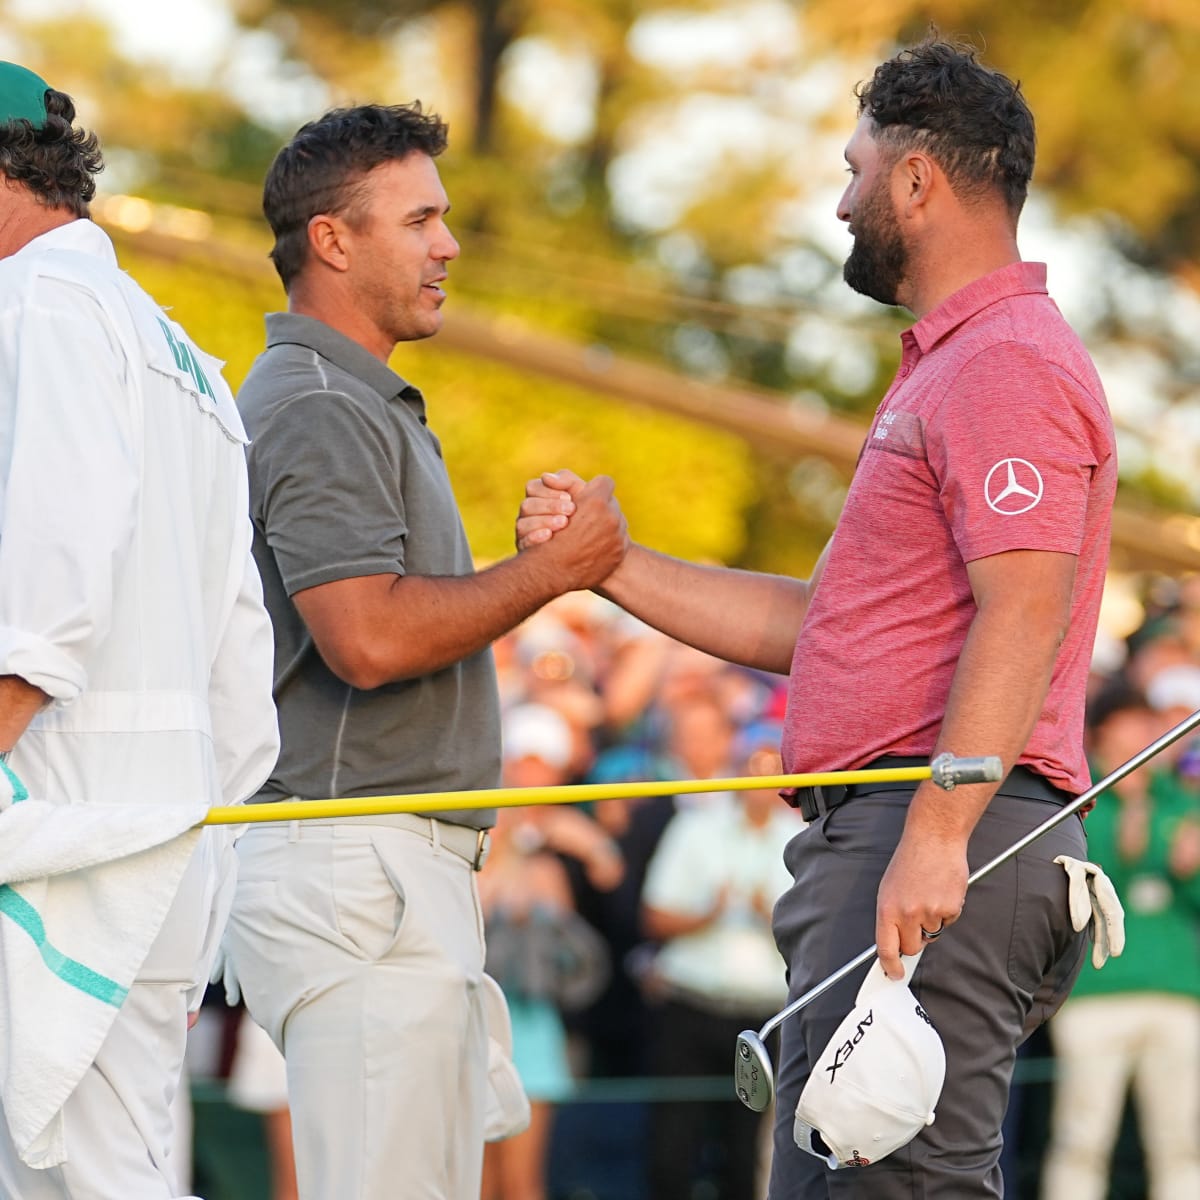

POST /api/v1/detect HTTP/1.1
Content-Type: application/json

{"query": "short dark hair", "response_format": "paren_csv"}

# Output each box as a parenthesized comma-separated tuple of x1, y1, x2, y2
(856, 37, 1035, 217)
(263, 102, 449, 289)
(0, 89, 102, 218)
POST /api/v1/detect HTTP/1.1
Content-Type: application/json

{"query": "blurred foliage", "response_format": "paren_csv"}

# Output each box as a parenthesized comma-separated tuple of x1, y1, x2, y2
(230, 0, 651, 163)
(117, 243, 764, 567)
(802, 0, 1200, 272)
(12, 13, 281, 190)
(12, 0, 1200, 575)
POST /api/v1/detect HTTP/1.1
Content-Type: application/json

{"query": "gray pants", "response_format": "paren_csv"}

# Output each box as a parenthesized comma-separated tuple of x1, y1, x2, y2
(767, 788, 1087, 1199)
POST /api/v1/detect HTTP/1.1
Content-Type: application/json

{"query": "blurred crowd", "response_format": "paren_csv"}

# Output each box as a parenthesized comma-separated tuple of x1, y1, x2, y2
(192, 577, 1200, 1200)
(484, 592, 803, 1200)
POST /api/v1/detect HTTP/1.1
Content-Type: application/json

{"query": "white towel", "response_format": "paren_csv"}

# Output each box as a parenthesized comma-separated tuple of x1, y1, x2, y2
(0, 764, 206, 1167)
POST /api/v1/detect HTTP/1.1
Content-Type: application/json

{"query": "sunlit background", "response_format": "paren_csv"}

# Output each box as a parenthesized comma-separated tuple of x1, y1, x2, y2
(8, 1, 1200, 635)
(8, 3, 1200, 1195)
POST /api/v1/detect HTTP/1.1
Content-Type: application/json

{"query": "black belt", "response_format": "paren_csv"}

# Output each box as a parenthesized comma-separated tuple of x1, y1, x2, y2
(792, 755, 1072, 823)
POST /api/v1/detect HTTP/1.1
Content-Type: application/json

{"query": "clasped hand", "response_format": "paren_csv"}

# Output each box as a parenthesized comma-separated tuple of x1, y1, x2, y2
(515, 468, 628, 590)
(516, 469, 584, 550)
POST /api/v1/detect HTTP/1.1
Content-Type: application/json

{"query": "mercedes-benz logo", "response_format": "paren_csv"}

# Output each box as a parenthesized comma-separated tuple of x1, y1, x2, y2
(984, 458, 1043, 515)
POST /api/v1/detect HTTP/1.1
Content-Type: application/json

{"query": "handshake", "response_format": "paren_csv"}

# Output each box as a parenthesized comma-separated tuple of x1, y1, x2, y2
(514, 468, 630, 595)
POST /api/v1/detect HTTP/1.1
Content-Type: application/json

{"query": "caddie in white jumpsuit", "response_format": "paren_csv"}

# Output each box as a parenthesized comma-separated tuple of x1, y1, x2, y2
(0, 63, 278, 1199)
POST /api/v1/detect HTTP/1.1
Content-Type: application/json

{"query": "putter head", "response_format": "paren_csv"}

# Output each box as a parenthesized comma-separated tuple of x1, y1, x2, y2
(734, 1029, 774, 1112)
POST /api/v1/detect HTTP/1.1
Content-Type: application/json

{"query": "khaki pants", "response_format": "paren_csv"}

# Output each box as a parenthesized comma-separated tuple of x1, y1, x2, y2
(1042, 992, 1200, 1200)
(222, 821, 489, 1200)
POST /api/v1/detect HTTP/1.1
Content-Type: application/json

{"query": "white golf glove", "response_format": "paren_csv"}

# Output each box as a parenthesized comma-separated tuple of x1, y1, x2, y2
(1054, 855, 1126, 968)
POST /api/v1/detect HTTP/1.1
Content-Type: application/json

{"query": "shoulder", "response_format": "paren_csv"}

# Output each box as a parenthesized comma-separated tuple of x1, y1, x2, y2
(0, 244, 116, 324)
(240, 344, 389, 431)
(935, 323, 1113, 452)
(238, 365, 404, 492)
(0, 246, 139, 382)
(963, 292, 1107, 409)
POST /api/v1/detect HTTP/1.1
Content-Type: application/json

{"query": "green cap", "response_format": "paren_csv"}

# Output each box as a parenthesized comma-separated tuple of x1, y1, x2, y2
(0, 62, 50, 128)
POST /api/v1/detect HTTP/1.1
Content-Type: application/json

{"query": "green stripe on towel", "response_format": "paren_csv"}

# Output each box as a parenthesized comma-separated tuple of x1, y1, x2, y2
(0, 885, 128, 1007)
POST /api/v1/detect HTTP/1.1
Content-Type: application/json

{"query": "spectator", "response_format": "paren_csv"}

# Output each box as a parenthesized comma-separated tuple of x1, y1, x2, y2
(480, 704, 615, 1200)
(1041, 687, 1200, 1200)
(564, 744, 677, 1079)
(639, 721, 804, 1200)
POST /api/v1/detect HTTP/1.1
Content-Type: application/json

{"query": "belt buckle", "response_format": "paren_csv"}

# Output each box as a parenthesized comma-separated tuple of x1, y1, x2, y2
(472, 829, 490, 872)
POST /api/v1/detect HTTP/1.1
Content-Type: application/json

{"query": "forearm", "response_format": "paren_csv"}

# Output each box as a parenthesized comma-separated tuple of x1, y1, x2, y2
(905, 595, 1065, 844)
(309, 550, 572, 689)
(0, 675, 51, 752)
(598, 545, 808, 674)
(601, 634, 672, 728)
(298, 474, 628, 689)
(642, 903, 719, 939)
(875, 549, 1076, 975)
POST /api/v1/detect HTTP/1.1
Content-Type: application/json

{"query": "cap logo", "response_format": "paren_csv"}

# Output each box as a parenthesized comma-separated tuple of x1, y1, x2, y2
(845, 1152, 872, 1167)
(984, 458, 1043, 515)
(825, 1009, 873, 1082)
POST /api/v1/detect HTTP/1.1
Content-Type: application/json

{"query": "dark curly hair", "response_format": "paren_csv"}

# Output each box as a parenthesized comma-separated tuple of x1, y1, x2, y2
(857, 38, 1035, 217)
(0, 89, 103, 218)
(263, 102, 449, 290)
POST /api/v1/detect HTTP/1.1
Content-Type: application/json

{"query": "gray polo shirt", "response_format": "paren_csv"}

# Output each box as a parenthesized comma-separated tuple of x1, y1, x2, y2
(238, 312, 499, 827)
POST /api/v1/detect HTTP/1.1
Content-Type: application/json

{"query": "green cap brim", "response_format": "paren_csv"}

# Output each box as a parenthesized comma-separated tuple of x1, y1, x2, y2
(0, 62, 50, 129)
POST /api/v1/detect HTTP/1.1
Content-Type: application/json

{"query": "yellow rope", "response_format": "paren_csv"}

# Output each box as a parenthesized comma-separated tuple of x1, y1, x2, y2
(199, 764, 935, 826)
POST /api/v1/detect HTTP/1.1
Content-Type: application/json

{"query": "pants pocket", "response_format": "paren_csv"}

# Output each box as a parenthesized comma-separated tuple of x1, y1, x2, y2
(817, 792, 910, 856)
(330, 833, 408, 962)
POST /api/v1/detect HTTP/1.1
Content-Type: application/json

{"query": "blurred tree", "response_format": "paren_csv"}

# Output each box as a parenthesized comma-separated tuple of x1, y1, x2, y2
(7, 8, 280, 210)
(113, 236, 762, 568)
(227, 0, 658, 161)
(14, 0, 1200, 572)
(231, 0, 525, 155)
(802, 0, 1200, 274)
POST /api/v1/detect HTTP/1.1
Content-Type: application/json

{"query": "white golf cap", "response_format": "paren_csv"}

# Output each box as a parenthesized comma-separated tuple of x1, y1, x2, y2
(502, 703, 572, 769)
(793, 950, 945, 1169)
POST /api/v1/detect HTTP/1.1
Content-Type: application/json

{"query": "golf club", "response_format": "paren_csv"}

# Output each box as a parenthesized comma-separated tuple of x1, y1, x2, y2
(733, 705, 1200, 1112)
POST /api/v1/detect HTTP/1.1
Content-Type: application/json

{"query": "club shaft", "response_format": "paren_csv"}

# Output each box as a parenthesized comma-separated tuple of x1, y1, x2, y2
(966, 705, 1200, 887)
(755, 706, 1200, 1043)
(759, 945, 878, 1040)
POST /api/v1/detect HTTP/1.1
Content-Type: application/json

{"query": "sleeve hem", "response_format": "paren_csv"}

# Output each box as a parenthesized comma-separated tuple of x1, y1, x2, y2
(958, 535, 1084, 565)
(0, 627, 86, 702)
(284, 559, 405, 596)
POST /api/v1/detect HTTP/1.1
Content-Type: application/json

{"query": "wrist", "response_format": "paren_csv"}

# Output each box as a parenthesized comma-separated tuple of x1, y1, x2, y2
(594, 545, 638, 603)
(905, 787, 973, 846)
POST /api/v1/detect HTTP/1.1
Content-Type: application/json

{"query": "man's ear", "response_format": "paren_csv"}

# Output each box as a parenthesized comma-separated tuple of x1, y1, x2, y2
(897, 151, 937, 215)
(306, 213, 352, 272)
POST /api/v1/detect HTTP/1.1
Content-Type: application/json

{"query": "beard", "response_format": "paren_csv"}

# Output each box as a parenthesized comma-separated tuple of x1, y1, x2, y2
(842, 180, 908, 307)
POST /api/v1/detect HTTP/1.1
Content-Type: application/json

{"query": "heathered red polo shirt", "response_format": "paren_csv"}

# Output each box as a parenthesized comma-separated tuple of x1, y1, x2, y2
(781, 262, 1116, 794)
